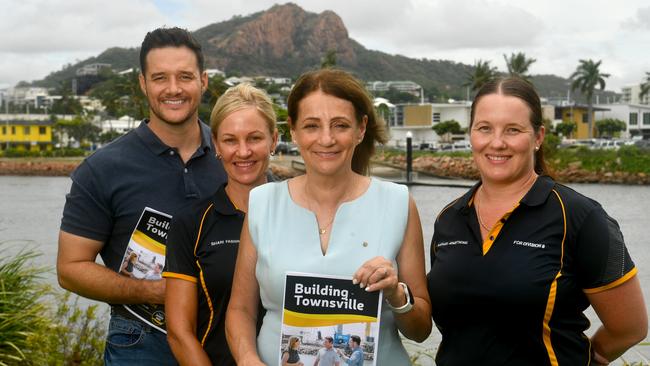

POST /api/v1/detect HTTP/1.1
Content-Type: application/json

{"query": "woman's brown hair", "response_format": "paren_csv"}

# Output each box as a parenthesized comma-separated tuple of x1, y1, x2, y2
(470, 77, 549, 175)
(287, 69, 387, 175)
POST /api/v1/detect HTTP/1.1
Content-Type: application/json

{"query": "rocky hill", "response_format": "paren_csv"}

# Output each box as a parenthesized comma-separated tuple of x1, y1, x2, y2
(34, 2, 617, 102)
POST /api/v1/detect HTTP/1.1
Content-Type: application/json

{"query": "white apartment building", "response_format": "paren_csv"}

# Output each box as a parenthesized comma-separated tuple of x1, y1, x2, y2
(595, 103, 650, 139)
(366, 81, 423, 97)
(76, 63, 112, 76)
(621, 84, 650, 105)
(97, 115, 138, 134)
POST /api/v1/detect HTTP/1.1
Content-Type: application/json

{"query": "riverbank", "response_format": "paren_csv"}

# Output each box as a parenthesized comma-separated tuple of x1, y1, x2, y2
(2, 154, 649, 184)
(373, 153, 650, 185)
(0, 157, 299, 179)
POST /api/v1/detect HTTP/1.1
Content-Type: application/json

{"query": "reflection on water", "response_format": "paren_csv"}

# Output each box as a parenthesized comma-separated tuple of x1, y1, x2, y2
(1, 176, 648, 364)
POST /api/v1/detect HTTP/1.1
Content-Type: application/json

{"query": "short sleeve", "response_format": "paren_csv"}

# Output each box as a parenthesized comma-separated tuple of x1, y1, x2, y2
(60, 160, 113, 242)
(163, 208, 202, 283)
(575, 206, 636, 293)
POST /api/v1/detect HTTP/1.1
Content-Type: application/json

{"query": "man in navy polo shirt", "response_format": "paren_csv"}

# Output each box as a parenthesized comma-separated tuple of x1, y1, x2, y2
(57, 27, 226, 365)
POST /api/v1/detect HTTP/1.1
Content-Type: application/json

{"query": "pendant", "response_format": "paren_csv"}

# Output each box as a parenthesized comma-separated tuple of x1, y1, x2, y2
(319, 228, 326, 235)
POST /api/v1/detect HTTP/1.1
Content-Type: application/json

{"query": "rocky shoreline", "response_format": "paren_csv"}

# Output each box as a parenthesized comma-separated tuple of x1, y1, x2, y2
(373, 154, 650, 185)
(0, 158, 299, 180)
(2, 156, 649, 184)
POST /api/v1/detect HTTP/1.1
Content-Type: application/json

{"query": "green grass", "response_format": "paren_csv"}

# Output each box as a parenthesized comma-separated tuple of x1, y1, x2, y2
(549, 146, 650, 174)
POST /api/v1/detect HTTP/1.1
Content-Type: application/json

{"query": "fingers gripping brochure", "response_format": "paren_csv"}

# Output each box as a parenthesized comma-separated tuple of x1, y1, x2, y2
(118, 207, 170, 333)
(280, 272, 382, 366)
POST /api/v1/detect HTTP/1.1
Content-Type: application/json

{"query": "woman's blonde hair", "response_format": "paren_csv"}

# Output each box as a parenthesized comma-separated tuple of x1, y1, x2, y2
(210, 83, 277, 137)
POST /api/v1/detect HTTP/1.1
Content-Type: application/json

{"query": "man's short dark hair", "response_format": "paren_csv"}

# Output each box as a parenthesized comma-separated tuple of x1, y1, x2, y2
(350, 335, 361, 345)
(139, 27, 204, 75)
(324, 336, 333, 343)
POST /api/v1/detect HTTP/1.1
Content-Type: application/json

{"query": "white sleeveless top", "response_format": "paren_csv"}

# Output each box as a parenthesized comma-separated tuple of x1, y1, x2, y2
(248, 178, 411, 365)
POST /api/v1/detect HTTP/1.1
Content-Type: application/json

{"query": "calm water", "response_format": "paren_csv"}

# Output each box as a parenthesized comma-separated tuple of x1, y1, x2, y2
(1, 176, 648, 364)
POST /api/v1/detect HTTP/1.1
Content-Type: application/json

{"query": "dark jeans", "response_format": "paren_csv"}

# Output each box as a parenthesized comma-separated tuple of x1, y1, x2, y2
(104, 314, 178, 366)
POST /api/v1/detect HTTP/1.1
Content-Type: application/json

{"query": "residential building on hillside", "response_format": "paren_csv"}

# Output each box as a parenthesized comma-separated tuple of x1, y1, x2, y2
(387, 102, 471, 146)
(595, 104, 650, 140)
(366, 81, 423, 97)
(621, 84, 650, 105)
(76, 63, 111, 76)
(206, 68, 225, 78)
(225, 76, 254, 86)
(98, 115, 138, 135)
(7, 87, 50, 109)
(254, 76, 291, 85)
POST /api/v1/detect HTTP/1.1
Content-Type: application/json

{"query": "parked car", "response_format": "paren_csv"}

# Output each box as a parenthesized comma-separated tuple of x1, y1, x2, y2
(275, 142, 299, 155)
(437, 141, 471, 152)
(559, 138, 598, 150)
(418, 142, 438, 152)
(634, 139, 650, 150)
(452, 140, 472, 151)
(592, 139, 625, 150)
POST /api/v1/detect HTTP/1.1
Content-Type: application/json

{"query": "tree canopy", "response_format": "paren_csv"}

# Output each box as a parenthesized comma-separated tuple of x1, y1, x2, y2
(465, 60, 498, 94)
(595, 118, 626, 138)
(503, 52, 536, 81)
(432, 120, 464, 142)
(570, 59, 610, 138)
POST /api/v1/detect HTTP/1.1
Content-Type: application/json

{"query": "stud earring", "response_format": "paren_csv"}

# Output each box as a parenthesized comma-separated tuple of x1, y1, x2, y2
(534, 146, 540, 151)
(270, 150, 275, 156)
(216, 153, 222, 160)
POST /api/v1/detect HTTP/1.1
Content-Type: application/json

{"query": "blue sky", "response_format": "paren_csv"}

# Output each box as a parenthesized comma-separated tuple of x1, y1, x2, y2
(1, 0, 649, 91)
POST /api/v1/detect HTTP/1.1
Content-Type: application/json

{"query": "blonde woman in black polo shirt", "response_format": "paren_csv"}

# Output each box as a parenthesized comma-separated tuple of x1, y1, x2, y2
(427, 77, 647, 365)
(163, 83, 277, 365)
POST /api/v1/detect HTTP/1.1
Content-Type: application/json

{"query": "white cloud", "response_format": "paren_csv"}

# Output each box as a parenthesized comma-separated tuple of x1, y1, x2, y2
(1, 0, 649, 90)
(0, 0, 167, 53)
(622, 6, 650, 30)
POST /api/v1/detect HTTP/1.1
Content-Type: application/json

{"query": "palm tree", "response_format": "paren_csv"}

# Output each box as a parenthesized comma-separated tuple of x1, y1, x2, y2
(503, 52, 536, 81)
(465, 60, 498, 94)
(570, 59, 610, 138)
(639, 72, 650, 102)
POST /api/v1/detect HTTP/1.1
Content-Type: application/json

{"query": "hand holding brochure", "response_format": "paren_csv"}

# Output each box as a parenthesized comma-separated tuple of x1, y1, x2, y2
(280, 272, 382, 366)
(118, 207, 170, 333)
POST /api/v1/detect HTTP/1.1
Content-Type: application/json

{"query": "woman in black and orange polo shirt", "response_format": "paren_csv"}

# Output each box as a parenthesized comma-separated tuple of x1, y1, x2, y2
(427, 77, 647, 365)
(163, 83, 277, 365)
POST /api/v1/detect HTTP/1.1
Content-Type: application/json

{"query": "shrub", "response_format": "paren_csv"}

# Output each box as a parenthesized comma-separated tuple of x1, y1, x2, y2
(0, 245, 49, 365)
(0, 243, 106, 365)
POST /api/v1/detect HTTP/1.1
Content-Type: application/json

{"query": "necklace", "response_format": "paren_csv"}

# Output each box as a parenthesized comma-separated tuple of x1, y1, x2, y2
(474, 187, 491, 232)
(304, 177, 358, 236)
(318, 217, 335, 235)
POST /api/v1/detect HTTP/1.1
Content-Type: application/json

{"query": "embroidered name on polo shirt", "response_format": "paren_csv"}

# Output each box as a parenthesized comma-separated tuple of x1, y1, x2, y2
(210, 239, 239, 246)
(513, 240, 545, 249)
(437, 240, 469, 247)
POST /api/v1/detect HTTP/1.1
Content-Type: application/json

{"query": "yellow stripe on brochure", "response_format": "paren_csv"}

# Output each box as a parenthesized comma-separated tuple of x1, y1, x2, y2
(283, 309, 377, 328)
(131, 230, 166, 254)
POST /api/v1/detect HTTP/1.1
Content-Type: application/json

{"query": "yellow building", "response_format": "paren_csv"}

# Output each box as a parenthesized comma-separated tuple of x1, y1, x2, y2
(554, 105, 608, 139)
(0, 119, 53, 151)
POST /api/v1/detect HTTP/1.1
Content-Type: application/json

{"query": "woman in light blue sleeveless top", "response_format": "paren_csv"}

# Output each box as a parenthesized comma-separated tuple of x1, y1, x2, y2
(226, 69, 432, 366)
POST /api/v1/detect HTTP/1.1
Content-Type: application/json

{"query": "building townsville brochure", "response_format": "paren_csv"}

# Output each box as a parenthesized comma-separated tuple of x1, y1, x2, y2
(280, 272, 382, 365)
(118, 207, 170, 333)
